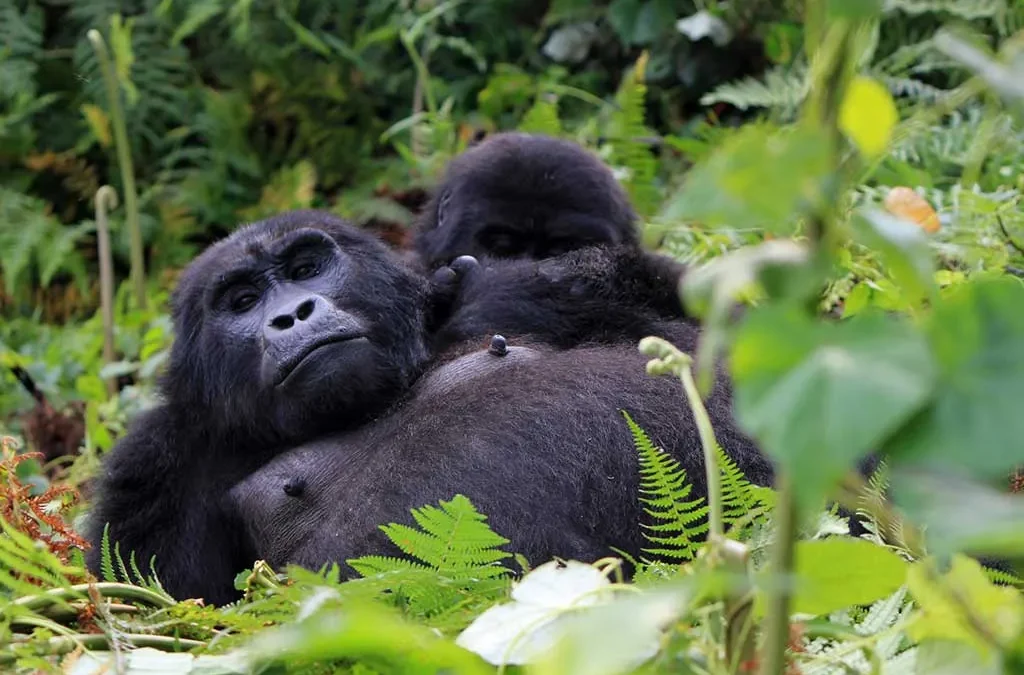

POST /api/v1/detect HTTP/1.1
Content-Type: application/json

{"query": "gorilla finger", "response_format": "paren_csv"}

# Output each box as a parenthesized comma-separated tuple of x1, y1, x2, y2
(450, 255, 481, 277)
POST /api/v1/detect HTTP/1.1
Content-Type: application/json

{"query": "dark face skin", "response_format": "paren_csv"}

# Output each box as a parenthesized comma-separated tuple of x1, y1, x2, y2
(413, 132, 640, 269)
(164, 211, 432, 445)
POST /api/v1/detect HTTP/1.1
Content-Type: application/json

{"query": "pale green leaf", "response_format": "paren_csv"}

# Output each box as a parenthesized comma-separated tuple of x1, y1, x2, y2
(791, 538, 909, 616)
(731, 308, 936, 516)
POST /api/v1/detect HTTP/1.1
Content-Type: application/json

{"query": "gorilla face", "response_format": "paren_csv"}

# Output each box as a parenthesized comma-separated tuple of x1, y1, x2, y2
(413, 132, 639, 269)
(163, 211, 432, 443)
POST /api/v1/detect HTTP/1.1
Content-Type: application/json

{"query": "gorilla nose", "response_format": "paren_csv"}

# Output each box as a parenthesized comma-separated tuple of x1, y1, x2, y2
(269, 297, 318, 331)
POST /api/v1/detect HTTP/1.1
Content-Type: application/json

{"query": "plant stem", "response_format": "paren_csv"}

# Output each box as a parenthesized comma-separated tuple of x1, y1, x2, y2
(95, 186, 119, 397)
(759, 474, 796, 675)
(87, 28, 146, 311)
(14, 582, 176, 611)
(679, 365, 724, 543)
(0, 634, 204, 665)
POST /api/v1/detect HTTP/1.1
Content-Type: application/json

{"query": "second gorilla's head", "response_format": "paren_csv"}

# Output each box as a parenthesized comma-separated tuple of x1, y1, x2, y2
(414, 132, 639, 269)
(163, 210, 433, 444)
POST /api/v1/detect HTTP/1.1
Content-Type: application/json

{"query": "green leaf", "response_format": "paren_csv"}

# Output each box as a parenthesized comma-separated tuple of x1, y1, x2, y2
(891, 469, 1024, 559)
(731, 308, 936, 516)
(851, 208, 936, 304)
(907, 555, 1024, 657)
(886, 277, 1024, 479)
(663, 123, 832, 234)
(912, 640, 1003, 675)
(827, 0, 883, 20)
(839, 76, 898, 158)
(791, 538, 908, 616)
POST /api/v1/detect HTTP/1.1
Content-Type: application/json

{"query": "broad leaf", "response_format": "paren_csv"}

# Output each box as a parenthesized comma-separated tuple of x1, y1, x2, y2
(456, 560, 619, 666)
(891, 469, 1024, 558)
(731, 308, 936, 515)
(851, 208, 936, 305)
(791, 538, 908, 616)
(886, 277, 1024, 479)
(907, 555, 1024, 658)
(663, 123, 832, 235)
(839, 76, 898, 158)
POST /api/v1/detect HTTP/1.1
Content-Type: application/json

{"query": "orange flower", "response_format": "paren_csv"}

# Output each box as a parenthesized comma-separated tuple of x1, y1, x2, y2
(884, 187, 940, 234)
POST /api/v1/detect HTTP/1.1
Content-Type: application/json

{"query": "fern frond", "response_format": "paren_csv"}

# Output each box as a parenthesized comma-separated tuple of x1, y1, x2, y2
(700, 65, 809, 115)
(347, 555, 432, 578)
(883, 0, 1006, 21)
(624, 411, 709, 562)
(100, 523, 116, 582)
(985, 566, 1024, 588)
(716, 444, 762, 527)
(604, 55, 660, 219)
(518, 96, 562, 136)
(348, 495, 512, 620)
(381, 495, 511, 580)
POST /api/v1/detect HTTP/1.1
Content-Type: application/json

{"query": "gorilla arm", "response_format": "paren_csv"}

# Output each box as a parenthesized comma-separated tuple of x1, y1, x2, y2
(430, 246, 693, 351)
(84, 407, 255, 605)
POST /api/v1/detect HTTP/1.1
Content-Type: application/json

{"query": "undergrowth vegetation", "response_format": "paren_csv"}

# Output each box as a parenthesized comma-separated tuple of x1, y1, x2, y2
(4, 0, 1024, 673)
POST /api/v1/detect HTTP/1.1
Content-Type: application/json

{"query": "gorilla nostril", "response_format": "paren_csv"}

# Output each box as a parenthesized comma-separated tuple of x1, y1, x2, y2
(296, 299, 316, 321)
(270, 314, 295, 330)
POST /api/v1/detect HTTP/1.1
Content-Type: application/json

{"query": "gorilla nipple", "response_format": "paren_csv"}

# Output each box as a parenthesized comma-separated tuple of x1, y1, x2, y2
(488, 335, 508, 357)
(283, 477, 306, 498)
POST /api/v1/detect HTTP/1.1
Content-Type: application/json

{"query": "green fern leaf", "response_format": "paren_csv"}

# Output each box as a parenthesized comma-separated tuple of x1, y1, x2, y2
(381, 494, 511, 578)
(348, 495, 512, 619)
(604, 56, 660, 219)
(100, 523, 117, 583)
(884, 0, 1006, 21)
(624, 411, 710, 561)
(347, 556, 431, 578)
(716, 443, 771, 530)
(518, 97, 562, 135)
(701, 65, 809, 115)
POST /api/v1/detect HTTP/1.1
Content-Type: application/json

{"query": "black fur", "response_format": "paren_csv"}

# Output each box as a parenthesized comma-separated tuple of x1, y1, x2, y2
(413, 132, 639, 270)
(229, 338, 772, 577)
(85, 211, 436, 604)
(81, 209, 729, 602)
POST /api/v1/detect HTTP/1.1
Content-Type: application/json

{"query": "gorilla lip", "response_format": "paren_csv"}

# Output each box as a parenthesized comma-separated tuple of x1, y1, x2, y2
(276, 334, 367, 387)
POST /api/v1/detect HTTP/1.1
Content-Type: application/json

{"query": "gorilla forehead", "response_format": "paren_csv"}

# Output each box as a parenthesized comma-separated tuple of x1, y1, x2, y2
(447, 133, 631, 211)
(172, 210, 402, 313)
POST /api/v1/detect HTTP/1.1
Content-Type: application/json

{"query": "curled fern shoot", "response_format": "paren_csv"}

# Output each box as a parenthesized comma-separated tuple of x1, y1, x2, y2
(624, 411, 709, 562)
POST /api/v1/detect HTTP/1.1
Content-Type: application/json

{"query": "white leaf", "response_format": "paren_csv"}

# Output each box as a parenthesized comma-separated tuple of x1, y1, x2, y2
(456, 560, 615, 666)
(65, 647, 248, 675)
(542, 23, 599, 64)
(675, 11, 733, 47)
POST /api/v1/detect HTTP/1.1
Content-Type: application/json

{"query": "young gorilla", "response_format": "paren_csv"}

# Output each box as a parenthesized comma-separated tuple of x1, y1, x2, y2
(84, 210, 723, 604)
(412, 132, 640, 270)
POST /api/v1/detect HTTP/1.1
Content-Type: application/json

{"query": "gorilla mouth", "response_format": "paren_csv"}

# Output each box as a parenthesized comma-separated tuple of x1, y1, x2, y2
(276, 334, 367, 386)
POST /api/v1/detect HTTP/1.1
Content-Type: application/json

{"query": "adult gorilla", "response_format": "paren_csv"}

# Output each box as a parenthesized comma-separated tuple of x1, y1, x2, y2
(85, 210, 764, 604)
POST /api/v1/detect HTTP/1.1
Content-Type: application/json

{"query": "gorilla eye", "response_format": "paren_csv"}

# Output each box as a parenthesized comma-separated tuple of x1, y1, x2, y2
(230, 292, 259, 313)
(290, 263, 320, 281)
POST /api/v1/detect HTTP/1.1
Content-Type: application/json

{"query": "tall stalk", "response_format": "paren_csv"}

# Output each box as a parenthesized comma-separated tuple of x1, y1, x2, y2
(87, 28, 146, 311)
(94, 186, 119, 397)
(759, 13, 857, 675)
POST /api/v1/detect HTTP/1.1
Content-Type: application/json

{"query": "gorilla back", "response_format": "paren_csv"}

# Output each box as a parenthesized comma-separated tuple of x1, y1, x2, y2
(230, 338, 773, 575)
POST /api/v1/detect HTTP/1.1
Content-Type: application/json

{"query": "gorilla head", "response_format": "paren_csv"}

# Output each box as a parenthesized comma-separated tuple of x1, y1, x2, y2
(162, 210, 432, 444)
(413, 132, 639, 269)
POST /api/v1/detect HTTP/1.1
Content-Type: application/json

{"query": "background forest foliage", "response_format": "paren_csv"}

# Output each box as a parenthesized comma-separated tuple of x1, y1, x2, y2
(4, 0, 1024, 674)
